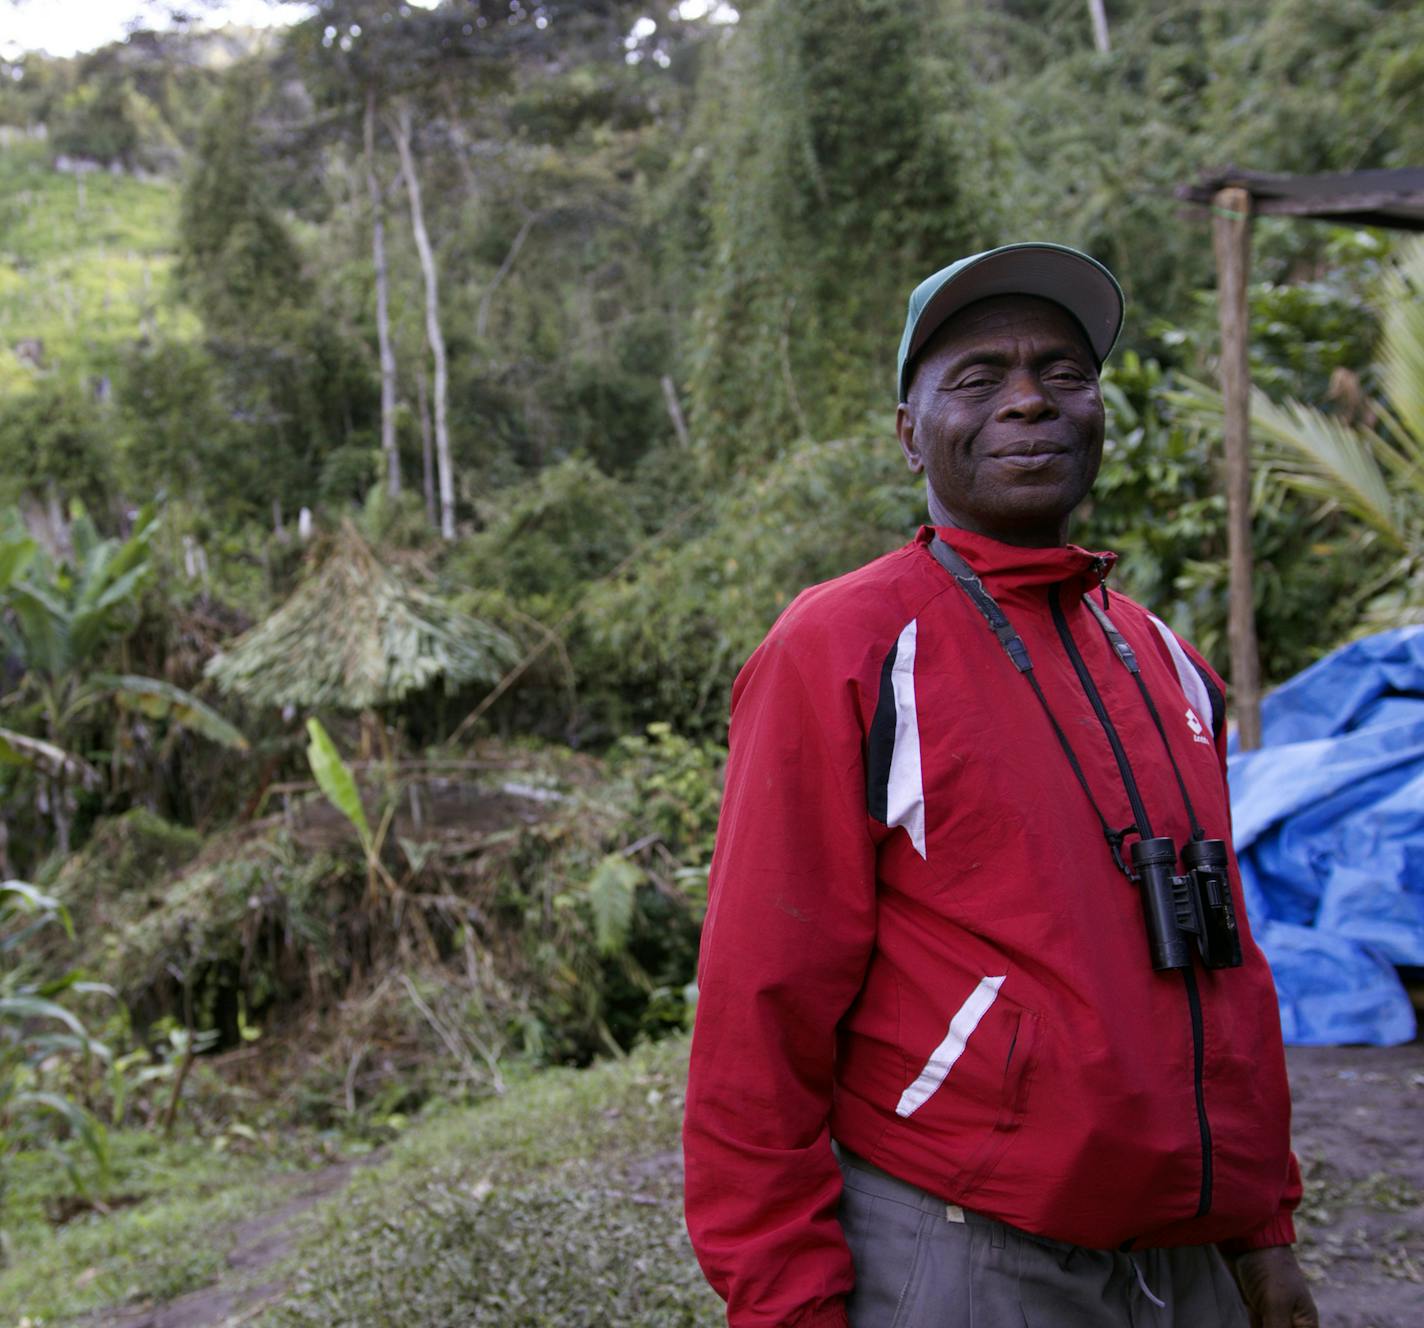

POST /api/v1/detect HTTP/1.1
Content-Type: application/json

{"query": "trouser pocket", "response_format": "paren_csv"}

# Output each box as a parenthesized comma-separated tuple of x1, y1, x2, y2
(838, 1162, 973, 1328)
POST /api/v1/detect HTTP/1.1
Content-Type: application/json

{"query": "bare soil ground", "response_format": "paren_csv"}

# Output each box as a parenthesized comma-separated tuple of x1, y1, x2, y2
(1286, 1041, 1424, 1328)
(74, 1041, 1424, 1328)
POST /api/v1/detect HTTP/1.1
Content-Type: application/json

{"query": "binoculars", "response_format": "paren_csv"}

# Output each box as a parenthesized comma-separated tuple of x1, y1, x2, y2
(1129, 836, 1244, 972)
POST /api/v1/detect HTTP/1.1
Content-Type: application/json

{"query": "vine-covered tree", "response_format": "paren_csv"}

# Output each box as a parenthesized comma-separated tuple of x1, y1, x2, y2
(677, 0, 1003, 473)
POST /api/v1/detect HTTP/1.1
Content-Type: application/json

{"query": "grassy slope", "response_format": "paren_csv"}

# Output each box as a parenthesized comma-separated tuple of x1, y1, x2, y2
(0, 1131, 295, 1319)
(0, 1038, 719, 1327)
(6, 1037, 1423, 1326)
(0, 141, 193, 392)
(262, 1036, 719, 1328)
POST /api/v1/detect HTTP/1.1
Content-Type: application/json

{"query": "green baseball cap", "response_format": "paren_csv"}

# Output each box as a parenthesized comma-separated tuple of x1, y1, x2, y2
(896, 242, 1124, 402)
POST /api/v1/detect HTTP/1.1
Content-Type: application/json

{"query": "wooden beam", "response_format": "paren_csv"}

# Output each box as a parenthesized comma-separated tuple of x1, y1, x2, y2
(1212, 186, 1262, 750)
(1252, 190, 1424, 217)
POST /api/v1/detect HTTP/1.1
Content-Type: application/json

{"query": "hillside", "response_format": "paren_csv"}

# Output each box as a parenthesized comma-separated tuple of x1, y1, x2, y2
(0, 139, 189, 393)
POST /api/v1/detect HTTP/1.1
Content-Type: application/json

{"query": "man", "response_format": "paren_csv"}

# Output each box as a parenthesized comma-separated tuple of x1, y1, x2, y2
(683, 243, 1320, 1328)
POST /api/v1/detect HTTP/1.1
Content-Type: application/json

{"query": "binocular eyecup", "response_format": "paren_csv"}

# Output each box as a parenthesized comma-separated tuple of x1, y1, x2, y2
(1129, 835, 1244, 973)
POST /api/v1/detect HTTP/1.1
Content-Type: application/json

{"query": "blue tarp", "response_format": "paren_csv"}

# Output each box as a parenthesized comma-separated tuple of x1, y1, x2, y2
(1228, 626, 1424, 1045)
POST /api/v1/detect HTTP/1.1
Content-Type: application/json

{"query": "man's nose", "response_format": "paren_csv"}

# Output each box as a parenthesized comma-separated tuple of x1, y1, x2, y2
(995, 370, 1057, 422)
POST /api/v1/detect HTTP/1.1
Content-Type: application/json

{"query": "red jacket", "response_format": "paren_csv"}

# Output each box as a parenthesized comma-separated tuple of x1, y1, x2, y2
(683, 526, 1300, 1328)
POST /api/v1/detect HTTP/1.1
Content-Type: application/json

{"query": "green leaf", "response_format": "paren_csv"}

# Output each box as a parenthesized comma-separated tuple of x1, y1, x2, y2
(584, 854, 641, 956)
(69, 562, 153, 662)
(6, 583, 71, 677)
(0, 878, 71, 928)
(15, 1090, 111, 1183)
(0, 532, 37, 592)
(305, 717, 372, 850)
(0, 725, 102, 788)
(85, 674, 248, 750)
(1379, 237, 1424, 456)
(0, 993, 91, 1039)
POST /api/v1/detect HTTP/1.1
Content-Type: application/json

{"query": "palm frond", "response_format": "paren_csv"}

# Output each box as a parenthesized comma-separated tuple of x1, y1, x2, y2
(1378, 236, 1424, 458)
(1171, 377, 1404, 545)
(1246, 389, 1404, 545)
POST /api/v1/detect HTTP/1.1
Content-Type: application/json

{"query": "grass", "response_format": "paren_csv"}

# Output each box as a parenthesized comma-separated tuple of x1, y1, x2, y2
(0, 1129, 300, 1321)
(0, 1037, 720, 1327)
(260, 1036, 720, 1327)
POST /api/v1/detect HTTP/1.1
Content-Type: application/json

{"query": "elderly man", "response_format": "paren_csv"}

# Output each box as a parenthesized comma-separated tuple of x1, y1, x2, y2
(683, 243, 1319, 1328)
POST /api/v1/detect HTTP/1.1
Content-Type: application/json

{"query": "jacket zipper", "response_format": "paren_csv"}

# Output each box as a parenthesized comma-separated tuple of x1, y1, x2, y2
(1047, 584, 1214, 1221)
(1182, 965, 1214, 1216)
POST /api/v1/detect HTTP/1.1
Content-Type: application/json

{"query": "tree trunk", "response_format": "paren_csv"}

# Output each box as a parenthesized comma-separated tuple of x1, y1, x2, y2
(417, 364, 437, 527)
(661, 374, 691, 448)
(1087, 0, 1111, 53)
(1212, 185, 1261, 750)
(390, 101, 455, 540)
(441, 81, 479, 200)
(365, 89, 400, 497)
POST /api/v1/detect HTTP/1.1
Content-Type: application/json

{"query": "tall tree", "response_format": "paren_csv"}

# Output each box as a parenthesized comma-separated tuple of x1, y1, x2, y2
(677, 0, 1002, 473)
(364, 88, 400, 497)
(389, 100, 454, 540)
(176, 64, 372, 519)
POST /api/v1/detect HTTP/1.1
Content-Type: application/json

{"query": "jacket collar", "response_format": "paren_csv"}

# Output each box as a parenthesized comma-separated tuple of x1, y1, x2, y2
(917, 525, 1117, 600)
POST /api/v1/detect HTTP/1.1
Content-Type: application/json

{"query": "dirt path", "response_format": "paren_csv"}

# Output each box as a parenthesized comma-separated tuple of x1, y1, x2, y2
(87, 1159, 372, 1328)
(81, 1043, 1422, 1328)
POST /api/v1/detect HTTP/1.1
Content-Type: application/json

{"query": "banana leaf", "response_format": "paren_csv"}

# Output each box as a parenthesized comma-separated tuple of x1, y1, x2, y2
(81, 674, 248, 750)
(305, 717, 372, 850)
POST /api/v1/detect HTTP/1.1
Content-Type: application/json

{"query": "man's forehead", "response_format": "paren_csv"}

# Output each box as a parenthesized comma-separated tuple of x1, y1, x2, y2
(930, 294, 1097, 360)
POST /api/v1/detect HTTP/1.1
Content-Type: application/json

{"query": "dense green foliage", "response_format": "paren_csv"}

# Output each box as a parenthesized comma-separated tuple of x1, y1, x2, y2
(1, 4, 1422, 1310)
(680, 0, 1001, 467)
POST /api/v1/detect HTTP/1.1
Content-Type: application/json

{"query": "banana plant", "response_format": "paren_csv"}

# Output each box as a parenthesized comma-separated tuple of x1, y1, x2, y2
(305, 717, 397, 895)
(0, 504, 246, 856)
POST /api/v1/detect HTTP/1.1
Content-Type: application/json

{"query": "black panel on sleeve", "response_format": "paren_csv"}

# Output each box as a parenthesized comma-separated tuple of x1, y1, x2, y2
(865, 640, 899, 823)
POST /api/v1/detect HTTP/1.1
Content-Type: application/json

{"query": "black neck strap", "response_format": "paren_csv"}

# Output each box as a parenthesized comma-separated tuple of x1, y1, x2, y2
(1081, 595, 1204, 839)
(927, 537, 1134, 875)
(927, 537, 1205, 865)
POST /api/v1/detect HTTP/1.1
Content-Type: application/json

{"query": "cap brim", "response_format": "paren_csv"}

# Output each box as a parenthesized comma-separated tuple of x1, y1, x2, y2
(904, 244, 1123, 394)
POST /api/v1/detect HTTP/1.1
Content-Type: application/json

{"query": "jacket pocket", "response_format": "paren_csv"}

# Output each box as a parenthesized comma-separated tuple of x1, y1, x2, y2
(889, 978, 1040, 1198)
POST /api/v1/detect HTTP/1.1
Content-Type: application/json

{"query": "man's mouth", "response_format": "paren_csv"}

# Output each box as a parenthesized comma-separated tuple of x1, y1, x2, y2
(990, 441, 1069, 458)
(990, 442, 1070, 468)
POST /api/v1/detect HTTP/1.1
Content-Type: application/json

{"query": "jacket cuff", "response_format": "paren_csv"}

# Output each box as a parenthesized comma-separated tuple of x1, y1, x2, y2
(1218, 1211, 1297, 1255)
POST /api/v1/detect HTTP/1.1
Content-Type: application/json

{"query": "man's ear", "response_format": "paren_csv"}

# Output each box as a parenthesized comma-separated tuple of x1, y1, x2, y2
(896, 402, 924, 475)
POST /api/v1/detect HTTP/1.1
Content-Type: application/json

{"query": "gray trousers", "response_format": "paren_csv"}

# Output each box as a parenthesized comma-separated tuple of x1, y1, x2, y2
(836, 1150, 1249, 1328)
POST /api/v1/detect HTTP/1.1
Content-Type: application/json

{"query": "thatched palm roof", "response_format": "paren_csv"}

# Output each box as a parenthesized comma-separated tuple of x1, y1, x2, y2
(206, 523, 515, 711)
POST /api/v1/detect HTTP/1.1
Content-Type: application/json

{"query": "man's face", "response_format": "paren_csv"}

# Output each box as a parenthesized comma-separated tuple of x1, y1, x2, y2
(895, 294, 1105, 547)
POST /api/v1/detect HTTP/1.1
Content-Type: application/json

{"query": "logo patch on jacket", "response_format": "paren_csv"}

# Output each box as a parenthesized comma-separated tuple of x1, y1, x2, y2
(1185, 707, 1210, 744)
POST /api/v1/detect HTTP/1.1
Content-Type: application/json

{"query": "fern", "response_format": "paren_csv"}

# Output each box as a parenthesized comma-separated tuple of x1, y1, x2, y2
(584, 855, 641, 957)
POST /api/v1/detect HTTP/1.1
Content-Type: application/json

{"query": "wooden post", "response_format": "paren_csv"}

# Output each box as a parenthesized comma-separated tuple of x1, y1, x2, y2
(1212, 186, 1262, 750)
